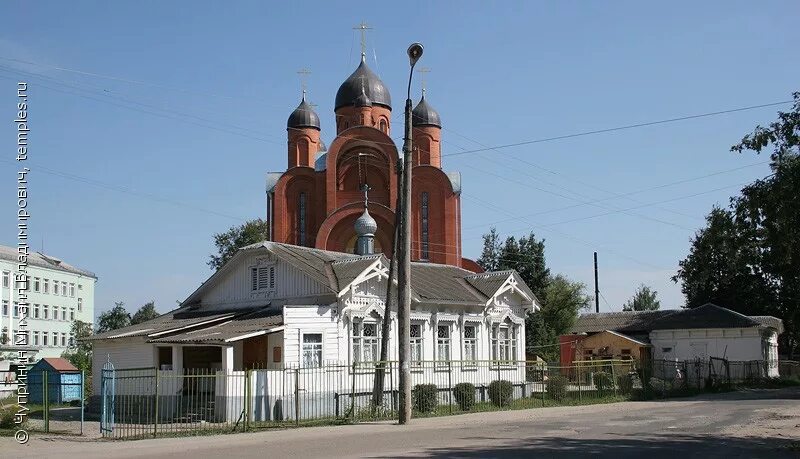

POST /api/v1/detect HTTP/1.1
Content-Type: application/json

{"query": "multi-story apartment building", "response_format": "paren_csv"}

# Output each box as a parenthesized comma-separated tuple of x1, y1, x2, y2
(0, 245, 96, 359)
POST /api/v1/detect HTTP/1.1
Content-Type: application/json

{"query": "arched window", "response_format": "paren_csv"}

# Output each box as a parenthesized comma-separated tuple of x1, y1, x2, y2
(421, 191, 429, 260)
(298, 192, 307, 246)
(379, 119, 387, 133)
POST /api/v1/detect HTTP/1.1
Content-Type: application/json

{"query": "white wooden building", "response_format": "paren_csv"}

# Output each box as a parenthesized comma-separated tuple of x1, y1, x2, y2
(87, 241, 540, 420)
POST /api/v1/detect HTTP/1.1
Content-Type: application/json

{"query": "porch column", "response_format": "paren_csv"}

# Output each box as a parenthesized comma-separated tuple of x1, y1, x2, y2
(172, 345, 184, 391)
(222, 345, 234, 374)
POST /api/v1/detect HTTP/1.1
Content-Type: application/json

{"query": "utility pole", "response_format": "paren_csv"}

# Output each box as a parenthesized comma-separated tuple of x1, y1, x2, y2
(594, 252, 600, 313)
(397, 43, 423, 425)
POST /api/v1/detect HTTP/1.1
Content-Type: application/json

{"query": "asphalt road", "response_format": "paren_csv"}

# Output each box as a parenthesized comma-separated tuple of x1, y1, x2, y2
(4, 388, 800, 458)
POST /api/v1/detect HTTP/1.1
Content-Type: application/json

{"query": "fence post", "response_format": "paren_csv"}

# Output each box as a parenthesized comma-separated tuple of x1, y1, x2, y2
(350, 362, 356, 420)
(577, 363, 582, 402)
(80, 370, 84, 436)
(496, 362, 502, 408)
(43, 370, 49, 433)
(244, 369, 251, 431)
(611, 361, 617, 397)
(448, 360, 453, 414)
(541, 366, 546, 407)
(294, 367, 300, 426)
(154, 369, 159, 437)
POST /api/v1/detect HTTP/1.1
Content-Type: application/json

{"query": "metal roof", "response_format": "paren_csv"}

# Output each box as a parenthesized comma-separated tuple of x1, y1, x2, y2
(0, 245, 96, 278)
(571, 303, 783, 334)
(647, 303, 765, 331)
(148, 308, 283, 344)
(84, 307, 239, 341)
(412, 96, 441, 128)
(332, 255, 382, 292)
(335, 55, 391, 111)
(570, 310, 677, 334)
(287, 96, 320, 130)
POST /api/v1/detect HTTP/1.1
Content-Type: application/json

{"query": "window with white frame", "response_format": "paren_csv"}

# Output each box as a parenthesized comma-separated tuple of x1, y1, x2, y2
(410, 323, 423, 366)
(52, 306, 57, 320)
(33, 277, 40, 292)
(33, 304, 40, 319)
(301, 333, 323, 367)
(61, 307, 67, 321)
(43, 279, 49, 294)
(78, 298, 83, 312)
(13, 303, 19, 318)
(43, 305, 49, 320)
(33, 331, 39, 346)
(1, 271, 8, 288)
(69, 283, 75, 297)
(51, 332, 57, 346)
(0, 327, 7, 344)
(63, 282, 69, 296)
(436, 324, 452, 364)
(2, 300, 7, 316)
(491, 324, 517, 363)
(61, 333, 67, 347)
(42, 332, 49, 346)
(70, 308, 75, 321)
(53, 281, 59, 296)
(251, 266, 276, 292)
(463, 324, 478, 364)
(352, 320, 379, 363)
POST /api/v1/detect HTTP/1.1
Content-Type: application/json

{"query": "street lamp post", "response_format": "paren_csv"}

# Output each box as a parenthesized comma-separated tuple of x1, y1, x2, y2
(397, 42, 423, 425)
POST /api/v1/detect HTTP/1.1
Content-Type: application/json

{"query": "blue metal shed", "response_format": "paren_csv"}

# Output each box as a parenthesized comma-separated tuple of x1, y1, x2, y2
(28, 357, 82, 404)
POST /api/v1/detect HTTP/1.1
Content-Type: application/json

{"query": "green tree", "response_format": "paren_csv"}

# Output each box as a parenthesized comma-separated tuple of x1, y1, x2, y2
(131, 301, 159, 325)
(622, 284, 661, 311)
(674, 92, 800, 357)
(527, 275, 590, 362)
(96, 302, 131, 333)
(62, 320, 93, 372)
(208, 218, 269, 271)
(476, 227, 502, 272)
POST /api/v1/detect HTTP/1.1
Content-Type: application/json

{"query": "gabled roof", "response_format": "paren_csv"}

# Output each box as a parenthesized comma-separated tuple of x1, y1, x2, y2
(465, 270, 539, 305)
(0, 245, 96, 278)
(183, 242, 537, 309)
(37, 357, 79, 372)
(570, 310, 675, 334)
(332, 255, 384, 292)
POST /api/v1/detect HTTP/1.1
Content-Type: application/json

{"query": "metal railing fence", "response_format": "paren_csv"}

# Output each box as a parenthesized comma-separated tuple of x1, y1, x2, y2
(98, 357, 780, 439)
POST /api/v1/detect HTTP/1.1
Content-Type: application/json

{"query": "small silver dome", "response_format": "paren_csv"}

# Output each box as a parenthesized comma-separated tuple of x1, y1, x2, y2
(354, 208, 378, 236)
(412, 95, 441, 128)
(287, 95, 320, 130)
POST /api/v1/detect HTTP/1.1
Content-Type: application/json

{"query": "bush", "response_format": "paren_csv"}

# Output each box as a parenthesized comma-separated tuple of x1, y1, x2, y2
(546, 375, 569, 400)
(617, 374, 634, 394)
(488, 380, 513, 406)
(593, 371, 614, 393)
(0, 396, 24, 429)
(412, 384, 438, 413)
(453, 382, 476, 411)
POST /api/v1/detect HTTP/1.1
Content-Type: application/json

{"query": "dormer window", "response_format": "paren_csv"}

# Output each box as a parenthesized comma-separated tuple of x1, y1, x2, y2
(251, 265, 276, 292)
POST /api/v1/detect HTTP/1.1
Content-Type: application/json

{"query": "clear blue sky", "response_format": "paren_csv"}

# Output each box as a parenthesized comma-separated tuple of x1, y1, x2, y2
(1, 1, 797, 318)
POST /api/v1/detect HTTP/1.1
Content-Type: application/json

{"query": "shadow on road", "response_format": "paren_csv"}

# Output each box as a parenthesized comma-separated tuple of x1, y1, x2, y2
(377, 434, 799, 458)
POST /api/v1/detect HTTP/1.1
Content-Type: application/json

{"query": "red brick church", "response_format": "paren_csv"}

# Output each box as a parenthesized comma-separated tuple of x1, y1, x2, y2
(266, 51, 480, 272)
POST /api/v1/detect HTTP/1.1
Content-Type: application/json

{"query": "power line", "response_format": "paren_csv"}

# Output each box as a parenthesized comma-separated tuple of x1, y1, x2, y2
(441, 100, 792, 158)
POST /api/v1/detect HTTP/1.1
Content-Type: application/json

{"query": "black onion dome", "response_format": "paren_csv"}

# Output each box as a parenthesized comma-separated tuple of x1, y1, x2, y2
(412, 95, 441, 128)
(354, 83, 372, 107)
(287, 96, 320, 130)
(335, 56, 391, 111)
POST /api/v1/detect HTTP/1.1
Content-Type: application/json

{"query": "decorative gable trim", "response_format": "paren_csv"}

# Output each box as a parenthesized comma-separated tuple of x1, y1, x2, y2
(484, 273, 533, 309)
(337, 258, 389, 298)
